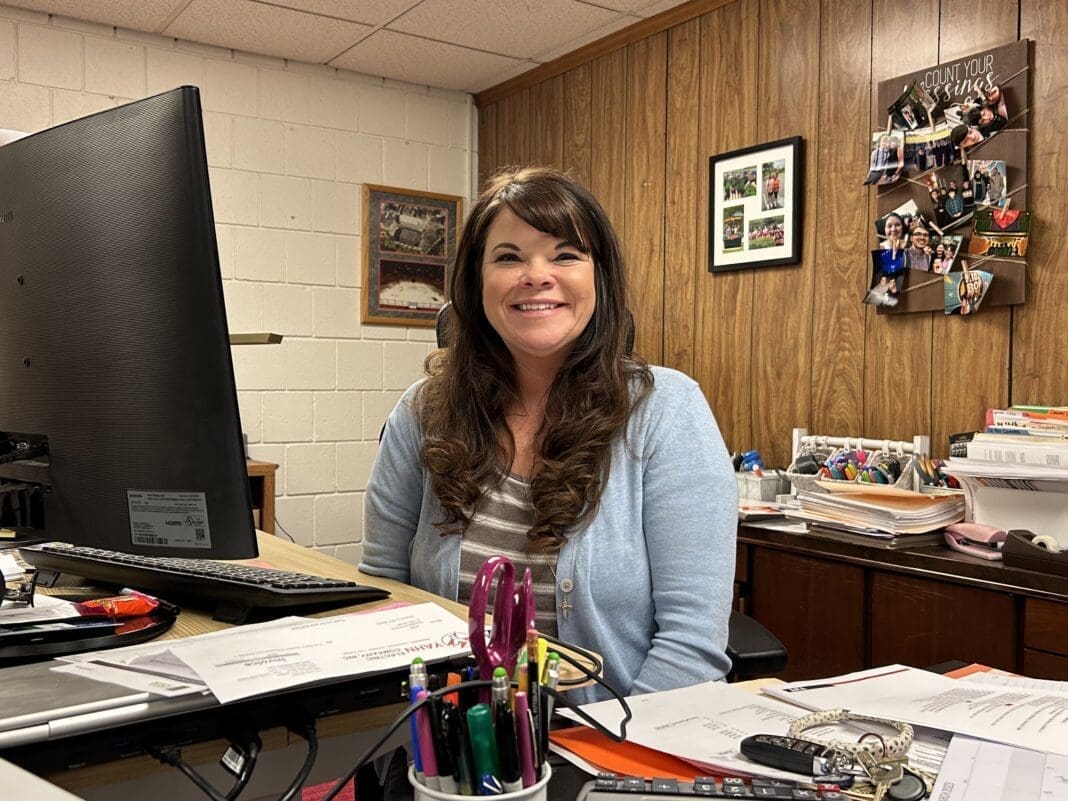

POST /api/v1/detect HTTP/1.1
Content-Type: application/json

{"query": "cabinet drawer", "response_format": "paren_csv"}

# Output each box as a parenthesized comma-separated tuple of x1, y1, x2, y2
(1022, 648, 1068, 680)
(1024, 598, 1068, 656)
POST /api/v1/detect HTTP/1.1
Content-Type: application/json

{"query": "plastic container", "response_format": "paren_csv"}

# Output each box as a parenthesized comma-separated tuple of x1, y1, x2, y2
(409, 763, 552, 801)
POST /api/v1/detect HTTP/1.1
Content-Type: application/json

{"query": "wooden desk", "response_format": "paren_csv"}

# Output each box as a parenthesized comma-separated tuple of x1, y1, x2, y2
(245, 459, 278, 535)
(9, 533, 467, 793)
(735, 523, 1068, 682)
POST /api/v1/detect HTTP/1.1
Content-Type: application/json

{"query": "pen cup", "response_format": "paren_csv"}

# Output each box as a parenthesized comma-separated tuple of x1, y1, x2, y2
(408, 762, 552, 801)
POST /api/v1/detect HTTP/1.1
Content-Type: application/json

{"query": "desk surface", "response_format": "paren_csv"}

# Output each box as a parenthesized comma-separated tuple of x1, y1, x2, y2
(3, 533, 468, 792)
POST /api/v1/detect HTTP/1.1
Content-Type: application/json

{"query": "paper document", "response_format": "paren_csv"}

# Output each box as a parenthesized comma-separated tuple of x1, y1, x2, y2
(560, 680, 824, 782)
(172, 602, 469, 704)
(0, 594, 82, 625)
(763, 664, 1068, 756)
(930, 735, 1068, 801)
(959, 671, 1068, 693)
(0, 554, 23, 581)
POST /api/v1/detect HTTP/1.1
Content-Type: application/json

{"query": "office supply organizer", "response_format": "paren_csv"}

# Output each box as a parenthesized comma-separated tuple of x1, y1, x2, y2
(787, 428, 931, 494)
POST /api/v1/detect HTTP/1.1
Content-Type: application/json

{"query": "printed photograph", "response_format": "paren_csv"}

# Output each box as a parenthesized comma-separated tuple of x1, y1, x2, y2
(723, 166, 758, 200)
(864, 249, 907, 308)
(748, 215, 785, 249)
(903, 122, 954, 173)
(722, 206, 745, 252)
(888, 81, 938, 131)
(930, 233, 963, 275)
(761, 159, 786, 209)
(864, 133, 906, 186)
(947, 84, 1010, 152)
(875, 199, 926, 250)
(966, 160, 1008, 206)
(376, 259, 446, 312)
(944, 270, 993, 315)
(968, 208, 1031, 258)
(377, 201, 449, 258)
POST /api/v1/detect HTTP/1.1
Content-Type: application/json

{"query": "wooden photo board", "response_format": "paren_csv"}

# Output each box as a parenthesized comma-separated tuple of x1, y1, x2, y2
(875, 39, 1030, 314)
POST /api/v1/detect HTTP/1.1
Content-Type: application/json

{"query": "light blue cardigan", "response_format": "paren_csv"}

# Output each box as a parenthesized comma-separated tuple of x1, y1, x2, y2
(359, 366, 738, 703)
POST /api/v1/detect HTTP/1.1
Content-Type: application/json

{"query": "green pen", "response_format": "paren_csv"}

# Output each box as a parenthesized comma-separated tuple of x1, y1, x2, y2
(466, 703, 501, 789)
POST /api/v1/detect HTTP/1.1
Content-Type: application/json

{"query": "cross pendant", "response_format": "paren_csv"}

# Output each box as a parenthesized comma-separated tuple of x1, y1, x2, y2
(560, 595, 573, 621)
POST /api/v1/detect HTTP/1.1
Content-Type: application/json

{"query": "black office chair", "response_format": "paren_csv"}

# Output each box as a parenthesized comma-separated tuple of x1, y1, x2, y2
(435, 302, 788, 682)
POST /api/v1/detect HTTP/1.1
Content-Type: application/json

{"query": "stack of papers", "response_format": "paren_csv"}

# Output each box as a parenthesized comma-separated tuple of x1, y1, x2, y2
(762, 664, 1068, 757)
(787, 482, 965, 536)
(53, 602, 470, 704)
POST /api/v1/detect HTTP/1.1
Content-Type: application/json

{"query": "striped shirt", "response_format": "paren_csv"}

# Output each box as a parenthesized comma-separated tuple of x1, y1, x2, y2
(457, 472, 559, 638)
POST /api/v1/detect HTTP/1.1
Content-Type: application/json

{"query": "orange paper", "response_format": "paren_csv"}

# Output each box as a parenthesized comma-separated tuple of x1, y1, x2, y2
(549, 726, 704, 782)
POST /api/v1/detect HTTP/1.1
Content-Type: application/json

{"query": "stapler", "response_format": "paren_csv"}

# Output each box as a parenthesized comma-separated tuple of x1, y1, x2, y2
(944, 522, 1008, 560)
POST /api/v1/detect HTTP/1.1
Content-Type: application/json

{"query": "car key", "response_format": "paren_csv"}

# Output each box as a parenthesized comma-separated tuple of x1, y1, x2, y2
(739, 733, 846, 776)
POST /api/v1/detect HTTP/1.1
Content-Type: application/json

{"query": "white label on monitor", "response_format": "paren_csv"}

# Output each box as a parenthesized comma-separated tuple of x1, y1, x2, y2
(127, 491, 212, 549)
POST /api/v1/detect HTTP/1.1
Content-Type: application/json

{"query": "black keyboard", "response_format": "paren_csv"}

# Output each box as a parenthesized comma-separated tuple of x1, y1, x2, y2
(578, 774, 847, 799)
(21, 542, 390, 623)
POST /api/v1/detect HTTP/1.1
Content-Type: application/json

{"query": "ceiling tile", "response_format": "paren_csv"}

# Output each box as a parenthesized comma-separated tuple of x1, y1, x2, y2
(531, 13, 639, 63)
(331, 29, 528, 92)
(165, 0, 372, 63)
(253, 0, 418, 26)
(387, 0, 622, 60)
(6, 0, 184, 31)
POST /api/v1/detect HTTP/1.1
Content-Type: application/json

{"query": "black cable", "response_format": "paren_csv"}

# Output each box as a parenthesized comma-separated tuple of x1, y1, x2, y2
(151, 745, 229, 801)
(273, 518, 297, 543)
(276, 722, 319, 801)
(540, 631, 605, 686)
(225, 736, 261, 801)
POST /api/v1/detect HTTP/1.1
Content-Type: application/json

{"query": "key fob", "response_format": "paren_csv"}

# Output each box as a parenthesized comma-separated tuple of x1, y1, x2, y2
(887, 767, 926, 801)
(739, 733, 830, 775)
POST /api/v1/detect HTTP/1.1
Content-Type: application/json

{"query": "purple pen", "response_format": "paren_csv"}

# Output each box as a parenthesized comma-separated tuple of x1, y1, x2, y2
(415, 689, 440, 790)
(513, 691, 537, 787)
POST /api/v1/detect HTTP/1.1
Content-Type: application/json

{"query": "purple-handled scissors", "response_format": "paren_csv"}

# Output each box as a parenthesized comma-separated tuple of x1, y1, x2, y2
(467, 555, 536, 682)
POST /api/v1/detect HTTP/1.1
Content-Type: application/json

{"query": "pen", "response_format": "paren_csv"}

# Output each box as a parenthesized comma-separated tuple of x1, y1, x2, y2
(491, 666, 510, 707)
(409, 658, 428, 780)
(426, 693, 455, 794)
(414, 689, 440, 790)
(443, 700, 474, 795)
(433, 700, 460, 794)
(494, 694, 523, 792)
(526, 629, 540, 767)
(445, 671, 462, 707)
(513, 691, 537, 787)
(466, 704, 501, 795)
(540, 653, 560, 766)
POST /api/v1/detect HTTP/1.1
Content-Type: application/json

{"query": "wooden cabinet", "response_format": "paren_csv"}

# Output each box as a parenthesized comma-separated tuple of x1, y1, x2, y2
(245, 459, 278, 535)
(738, 524, 1068, 680)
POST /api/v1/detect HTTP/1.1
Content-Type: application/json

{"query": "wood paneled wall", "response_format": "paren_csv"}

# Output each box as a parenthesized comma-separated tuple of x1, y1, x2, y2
(476, 0, 1068, 467)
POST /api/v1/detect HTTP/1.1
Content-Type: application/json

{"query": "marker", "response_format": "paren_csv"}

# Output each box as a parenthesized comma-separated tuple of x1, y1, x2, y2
(479, 773, 504, 795)
(414, 689, 440, 790)
(494, 695, 523, 792)
(434, 700, 460, 794)
(514, 691, 537, 788)
(443, 700, 473, 795)
(466, 704, 501, 795)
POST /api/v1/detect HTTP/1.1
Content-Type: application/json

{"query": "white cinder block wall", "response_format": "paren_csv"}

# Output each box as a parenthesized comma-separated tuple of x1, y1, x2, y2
(0, 5, 478, 564)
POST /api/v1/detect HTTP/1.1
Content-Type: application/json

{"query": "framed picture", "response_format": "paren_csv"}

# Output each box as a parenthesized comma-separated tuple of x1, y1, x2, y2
(708, 136, 803, 272)
(361, 184, 463, 326)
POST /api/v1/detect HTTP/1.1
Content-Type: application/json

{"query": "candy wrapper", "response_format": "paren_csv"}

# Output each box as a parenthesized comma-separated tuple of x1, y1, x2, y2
(75, 589, 159, 618)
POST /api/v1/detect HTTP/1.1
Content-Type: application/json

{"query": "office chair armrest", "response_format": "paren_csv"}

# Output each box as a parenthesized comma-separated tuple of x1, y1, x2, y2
(726, 610, 788, 681)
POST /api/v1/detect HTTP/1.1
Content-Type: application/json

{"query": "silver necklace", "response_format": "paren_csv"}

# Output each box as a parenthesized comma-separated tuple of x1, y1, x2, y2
(545, 558, 574, 622)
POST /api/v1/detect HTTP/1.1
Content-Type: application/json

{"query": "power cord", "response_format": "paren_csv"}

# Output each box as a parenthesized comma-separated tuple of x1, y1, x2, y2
(150, 723, 317, 801)
(276, 723, 318, 801)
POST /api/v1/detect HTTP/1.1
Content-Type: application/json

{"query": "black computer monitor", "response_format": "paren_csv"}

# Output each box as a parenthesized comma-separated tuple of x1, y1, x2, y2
(0, 87, 257, 560)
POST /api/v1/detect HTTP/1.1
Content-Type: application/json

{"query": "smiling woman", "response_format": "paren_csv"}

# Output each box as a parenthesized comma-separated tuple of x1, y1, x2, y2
(360, 167, 738, 706)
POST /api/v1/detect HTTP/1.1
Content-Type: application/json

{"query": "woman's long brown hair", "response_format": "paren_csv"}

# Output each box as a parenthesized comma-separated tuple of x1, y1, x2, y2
(417, 167, 652, 551)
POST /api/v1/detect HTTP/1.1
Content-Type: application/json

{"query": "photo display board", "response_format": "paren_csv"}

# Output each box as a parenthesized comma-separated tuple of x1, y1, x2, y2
(872, 40, 1030, 315)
